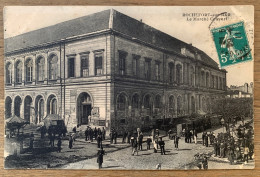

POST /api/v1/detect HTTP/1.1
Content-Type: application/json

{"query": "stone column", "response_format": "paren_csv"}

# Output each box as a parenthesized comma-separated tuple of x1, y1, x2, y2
(32, 54, 36, 85)
(45, 52, 48, 84)
(12, 59, 15, 87)
(22, 56, 25, 86)
(89, 52, 95, 76)
(75, 54, 81, 77)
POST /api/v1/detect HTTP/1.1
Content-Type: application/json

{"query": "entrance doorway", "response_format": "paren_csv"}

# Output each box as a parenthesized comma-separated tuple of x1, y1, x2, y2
(77, 92, 92, 125)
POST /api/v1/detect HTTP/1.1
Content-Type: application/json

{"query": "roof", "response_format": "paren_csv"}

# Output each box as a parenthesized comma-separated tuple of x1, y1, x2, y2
(5, 9, 219, 69)
(5, 9, 111, 54)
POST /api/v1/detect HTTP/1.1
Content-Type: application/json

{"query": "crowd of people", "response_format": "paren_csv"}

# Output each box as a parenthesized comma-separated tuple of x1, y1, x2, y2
(211, 123, 254, 164)
(23, 117, 254, 169)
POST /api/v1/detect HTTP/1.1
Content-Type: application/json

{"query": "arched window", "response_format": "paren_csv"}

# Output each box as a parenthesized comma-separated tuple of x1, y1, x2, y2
(169, 96, 175, 117)
(219, 77, 223, 90)
(26, 58, 33, 82)
(177, 96, 182, 116)
(15, 61, 22, 83)
(37, 56, 45, 81)
(24, 96, 32, 122)
(190, 66, 195, 86)
(202, 97, 206, 112)
(35, 95, 44, 124)
(14, 96, 22, 117)
(117, 94, 127, 110)
(168, 63, 174, 83)
(5, 97, 12, 118)
(206, 72, 209, 88)
(132, 94, 139, 109)
(176, 64, 182, 85)
(49, 54, 58, 80)
(154, 95, 161, 108)
(144, 95, 151, 109)
(215, 76, 218, 89)
(6, 63, 12, 84)
(51, 98, 57, 114)
(191, 96, 195, 113)
(201, 71, 205, 87)
(38, 99, 44, 122)
(47, 95, 58, 115)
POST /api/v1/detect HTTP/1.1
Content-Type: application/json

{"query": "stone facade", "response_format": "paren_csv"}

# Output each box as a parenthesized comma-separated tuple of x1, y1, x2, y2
(4, 9, 227, 132)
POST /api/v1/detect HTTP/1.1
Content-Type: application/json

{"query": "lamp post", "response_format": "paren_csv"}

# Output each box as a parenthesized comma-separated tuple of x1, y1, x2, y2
(221, 118, 225, 133)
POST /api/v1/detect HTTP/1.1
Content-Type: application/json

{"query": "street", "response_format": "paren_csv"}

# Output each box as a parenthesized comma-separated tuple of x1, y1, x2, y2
(4, 119, 254, 170)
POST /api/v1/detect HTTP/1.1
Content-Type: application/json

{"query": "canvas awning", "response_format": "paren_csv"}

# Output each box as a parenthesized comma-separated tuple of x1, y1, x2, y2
(43, 114, 62, 129)
(5, 115, 27, 124)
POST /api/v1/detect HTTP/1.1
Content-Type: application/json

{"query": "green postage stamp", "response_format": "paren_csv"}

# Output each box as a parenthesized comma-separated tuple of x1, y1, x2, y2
(211, 21, 252, 68)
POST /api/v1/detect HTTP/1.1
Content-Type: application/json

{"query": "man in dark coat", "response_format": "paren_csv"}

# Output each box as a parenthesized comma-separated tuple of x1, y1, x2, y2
(146, 136, 152, 150)
(202, 132, 206, 146)
(127, 131, 131, 144)
(94, 127, 98, 140)
(97, 147, 105, 169)
(202, 156, 208, 170)
(97, 134, 102, 148)
(122, 131, 127, 143)
(102, 127, 106, 140)
(113, 130, 118, 144)
(85, 128, 89, 141)
(69, 134, 73, 149)
(89, 128, 94, 142)
(158, 137, 166, 155)
(138, 133, 143, 150)
(57, 136, 62, 152)
(110, 129, 114, 144)
(175, 136, 180, 150)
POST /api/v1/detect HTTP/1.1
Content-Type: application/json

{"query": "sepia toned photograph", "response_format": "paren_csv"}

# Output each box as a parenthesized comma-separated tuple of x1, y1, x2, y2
(3, 6, 254, 170)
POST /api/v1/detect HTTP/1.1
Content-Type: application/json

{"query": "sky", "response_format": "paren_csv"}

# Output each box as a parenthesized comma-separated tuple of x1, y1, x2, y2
(3, 6, 254, 87)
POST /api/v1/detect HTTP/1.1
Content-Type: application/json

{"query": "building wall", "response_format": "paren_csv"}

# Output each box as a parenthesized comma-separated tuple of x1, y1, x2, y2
(5, 34, 112, 131)
(111, 35, 227, 132)
(4, 32, 227, 133)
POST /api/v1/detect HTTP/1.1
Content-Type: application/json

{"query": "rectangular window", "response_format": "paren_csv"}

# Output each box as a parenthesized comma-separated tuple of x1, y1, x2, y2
(81, 54, 89, 77)
(27, 66, 33, 82)
(68, 58, 75, 78)
(132, 54, 140, 77)
(144, 59, 151, 80)
(38, 64, 44, 81)
(95, 53, 103, 76)
(155, 62, 160, 81)
(119, 51, 127, 76)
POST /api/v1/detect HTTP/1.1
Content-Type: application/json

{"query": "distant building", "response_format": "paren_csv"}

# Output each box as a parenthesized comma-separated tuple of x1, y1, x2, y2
(4, 9, 227, 132)
(227, 82, 253, 98)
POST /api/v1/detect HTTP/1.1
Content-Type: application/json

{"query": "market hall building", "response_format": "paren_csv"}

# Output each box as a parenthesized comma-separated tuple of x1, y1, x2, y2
(4, 9, 227, 133)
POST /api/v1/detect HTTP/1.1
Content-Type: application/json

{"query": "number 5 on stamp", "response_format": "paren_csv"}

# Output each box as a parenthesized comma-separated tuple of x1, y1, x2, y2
(211, 21, 253, 67)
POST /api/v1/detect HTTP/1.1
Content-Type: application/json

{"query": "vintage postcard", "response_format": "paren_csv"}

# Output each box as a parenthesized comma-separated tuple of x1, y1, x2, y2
(4, 6, 254, 170)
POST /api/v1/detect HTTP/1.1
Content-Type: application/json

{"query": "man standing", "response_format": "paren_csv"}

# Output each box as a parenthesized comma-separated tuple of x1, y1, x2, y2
(147, 136, 152, 150)
(132, 138, 138, 156)
(138, 133, 143, 150)
(158, 137, 166, 155)
(113, 130, 118, 144)
(57, 136, 62, 153)
(110, 129, 114, 144)
(69, 134, 73, 149)
(102, 127, 106, 140)
(85, 128, 89, 141)
(97, 134, 102, 148)
(175, 136, 180, 150)
(97, 147, 105, 169)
